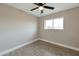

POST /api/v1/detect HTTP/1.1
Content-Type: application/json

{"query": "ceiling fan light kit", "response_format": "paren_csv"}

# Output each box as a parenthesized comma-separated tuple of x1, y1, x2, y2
(39, 6, 44, 10)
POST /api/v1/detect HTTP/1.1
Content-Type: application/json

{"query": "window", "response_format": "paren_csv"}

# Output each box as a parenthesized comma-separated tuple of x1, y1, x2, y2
(44, 20, 53, 29)
(44, 17, 64, 30)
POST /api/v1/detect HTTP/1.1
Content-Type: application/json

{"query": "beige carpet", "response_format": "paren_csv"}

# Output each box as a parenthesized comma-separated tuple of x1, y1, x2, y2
(4, 40, 79, 56)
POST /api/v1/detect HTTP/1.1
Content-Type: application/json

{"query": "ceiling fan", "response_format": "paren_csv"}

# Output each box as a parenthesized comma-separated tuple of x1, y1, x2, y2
(30, 3, 54, 14)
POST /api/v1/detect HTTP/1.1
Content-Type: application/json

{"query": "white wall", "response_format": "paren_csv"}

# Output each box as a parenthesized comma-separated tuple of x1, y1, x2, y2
(38, 7, 79, 49)
(0, 4, 38, 52)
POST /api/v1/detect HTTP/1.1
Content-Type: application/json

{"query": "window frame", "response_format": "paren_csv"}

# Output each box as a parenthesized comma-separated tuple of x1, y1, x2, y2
(44, 17, 64, 30)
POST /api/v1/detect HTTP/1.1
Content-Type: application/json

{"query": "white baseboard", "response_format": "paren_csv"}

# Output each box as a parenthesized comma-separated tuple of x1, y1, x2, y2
(0, 39, 38, 56)
(39, 38, 79, 52)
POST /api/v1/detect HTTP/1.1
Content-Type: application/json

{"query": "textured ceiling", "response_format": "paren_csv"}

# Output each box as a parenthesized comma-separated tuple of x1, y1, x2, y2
(6, 3, 79, 17)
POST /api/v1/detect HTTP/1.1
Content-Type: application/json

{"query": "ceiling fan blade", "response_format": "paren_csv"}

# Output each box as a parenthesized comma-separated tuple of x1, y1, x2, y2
(44, 6, 54, 10)
(33, 3, 40, 6)
(30, 7, 39, 11)
(41, 10, 43, 14)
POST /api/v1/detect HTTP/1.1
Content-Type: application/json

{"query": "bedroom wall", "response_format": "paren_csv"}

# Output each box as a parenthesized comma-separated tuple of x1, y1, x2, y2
(38, 7, 79, 49)
(0, 4, 38, 53)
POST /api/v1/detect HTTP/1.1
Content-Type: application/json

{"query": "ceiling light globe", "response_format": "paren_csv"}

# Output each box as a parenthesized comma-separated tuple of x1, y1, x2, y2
(39, 6, 44, 10)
